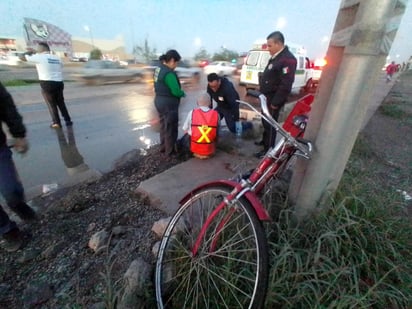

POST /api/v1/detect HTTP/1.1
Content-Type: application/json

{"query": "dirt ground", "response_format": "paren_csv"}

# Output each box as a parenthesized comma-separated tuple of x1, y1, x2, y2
(359, 70, 412, 200)
(0, 70, 411, 308)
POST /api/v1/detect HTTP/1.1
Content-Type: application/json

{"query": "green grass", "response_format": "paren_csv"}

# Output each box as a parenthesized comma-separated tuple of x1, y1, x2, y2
(379, 104, 410, 119)
(2, 79, 39, 87)
(263, 135, 412, 308)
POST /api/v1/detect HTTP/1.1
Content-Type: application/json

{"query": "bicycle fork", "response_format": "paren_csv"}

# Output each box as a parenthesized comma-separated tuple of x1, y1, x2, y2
(191, 182, 252, 257)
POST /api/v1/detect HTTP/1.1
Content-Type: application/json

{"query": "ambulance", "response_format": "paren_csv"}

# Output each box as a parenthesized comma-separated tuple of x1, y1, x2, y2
(239, 39, 317, 94)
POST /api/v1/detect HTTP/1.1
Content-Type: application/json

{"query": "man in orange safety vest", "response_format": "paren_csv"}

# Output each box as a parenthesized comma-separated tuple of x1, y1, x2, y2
(182, 93, 220, 159)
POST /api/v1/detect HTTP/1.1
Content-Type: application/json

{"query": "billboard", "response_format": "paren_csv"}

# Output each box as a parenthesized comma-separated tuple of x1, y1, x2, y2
(23, 17, 72, 54)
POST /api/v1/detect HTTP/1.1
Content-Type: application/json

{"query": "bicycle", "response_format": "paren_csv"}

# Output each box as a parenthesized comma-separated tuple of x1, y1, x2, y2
(155, 90, 314, 309)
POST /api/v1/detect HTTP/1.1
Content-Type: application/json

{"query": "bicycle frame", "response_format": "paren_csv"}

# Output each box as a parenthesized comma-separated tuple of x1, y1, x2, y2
(180, 90, 313, 257)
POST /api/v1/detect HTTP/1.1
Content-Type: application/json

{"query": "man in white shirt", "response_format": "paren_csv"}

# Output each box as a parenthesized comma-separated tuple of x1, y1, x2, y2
(25, 42, 72, 128)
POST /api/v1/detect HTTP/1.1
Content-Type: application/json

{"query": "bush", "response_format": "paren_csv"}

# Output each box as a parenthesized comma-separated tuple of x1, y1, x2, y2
(90, 48, 103, 60)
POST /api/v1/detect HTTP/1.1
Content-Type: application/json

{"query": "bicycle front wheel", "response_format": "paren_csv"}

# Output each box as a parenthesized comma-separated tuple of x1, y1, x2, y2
(155, 185, 268, 309)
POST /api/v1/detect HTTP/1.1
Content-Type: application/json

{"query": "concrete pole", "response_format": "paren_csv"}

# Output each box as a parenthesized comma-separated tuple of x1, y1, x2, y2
(290, 0, 408, 220)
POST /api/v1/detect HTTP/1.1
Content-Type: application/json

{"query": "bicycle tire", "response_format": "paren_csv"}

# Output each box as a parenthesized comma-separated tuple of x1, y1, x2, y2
(155, 185, 269, 309)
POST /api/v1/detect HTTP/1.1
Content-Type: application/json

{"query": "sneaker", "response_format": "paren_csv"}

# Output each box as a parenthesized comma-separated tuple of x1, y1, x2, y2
(14, 203, 38, 222)
(50, 123, 61, 129)
(1, 227, 23, 252)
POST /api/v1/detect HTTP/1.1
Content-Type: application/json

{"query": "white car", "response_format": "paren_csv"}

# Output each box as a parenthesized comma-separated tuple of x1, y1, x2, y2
(71, 60, 145, 85)
(144, 60, 201, 83)
(0, 51, 25, 66)
(203, 61, 236, 76)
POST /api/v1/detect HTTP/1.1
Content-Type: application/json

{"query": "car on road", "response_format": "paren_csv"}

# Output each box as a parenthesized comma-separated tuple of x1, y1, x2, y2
(71, 60, 145, 85)
(144, 59, 201, 83)
(203, 61, 237, 76)
(0, 51, 26, 66)
(70, 56, 88, 62)
(198, 59, 210, 67)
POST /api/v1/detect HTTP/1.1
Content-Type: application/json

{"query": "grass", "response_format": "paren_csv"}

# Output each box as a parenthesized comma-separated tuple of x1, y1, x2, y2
(379, 104, 410, 119)
(263, 129, 412, 308)
(2, 79, 39, 87)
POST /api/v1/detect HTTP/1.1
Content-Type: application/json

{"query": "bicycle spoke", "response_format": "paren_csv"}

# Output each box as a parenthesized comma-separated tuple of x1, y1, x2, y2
(156, 186, 268, 309)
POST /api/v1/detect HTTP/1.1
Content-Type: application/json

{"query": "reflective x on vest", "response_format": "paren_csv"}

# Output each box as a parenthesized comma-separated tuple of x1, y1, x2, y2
(196, 125, 212, 143)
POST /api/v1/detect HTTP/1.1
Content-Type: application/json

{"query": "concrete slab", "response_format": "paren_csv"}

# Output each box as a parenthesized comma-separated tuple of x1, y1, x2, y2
(138, 133, 261, 215)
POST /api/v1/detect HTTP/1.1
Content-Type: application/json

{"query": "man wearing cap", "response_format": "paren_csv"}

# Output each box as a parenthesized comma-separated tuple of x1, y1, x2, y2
(206, 73, 240, 134)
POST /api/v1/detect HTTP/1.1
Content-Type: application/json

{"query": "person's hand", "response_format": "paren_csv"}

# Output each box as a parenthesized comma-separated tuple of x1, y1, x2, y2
(270, 105, 279, 110)
(13, 138, 29, 154)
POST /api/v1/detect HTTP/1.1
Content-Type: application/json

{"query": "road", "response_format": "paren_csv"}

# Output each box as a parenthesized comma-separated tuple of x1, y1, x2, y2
(4, 72, 211, 199)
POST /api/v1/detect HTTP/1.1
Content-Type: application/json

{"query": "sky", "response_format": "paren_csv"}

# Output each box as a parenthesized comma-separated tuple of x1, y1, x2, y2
(1, 0, 411, 62)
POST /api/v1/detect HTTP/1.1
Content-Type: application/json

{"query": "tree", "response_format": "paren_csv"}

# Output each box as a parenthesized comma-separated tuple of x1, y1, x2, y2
(89, 48, 102, 60)
(212, 47, 239, 62)
(194, 48, 210, 61)
(133, 38, 157, 64)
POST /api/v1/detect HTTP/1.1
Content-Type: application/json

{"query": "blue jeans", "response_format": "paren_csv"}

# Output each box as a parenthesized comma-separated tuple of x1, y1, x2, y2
(0, 145, 24, 235)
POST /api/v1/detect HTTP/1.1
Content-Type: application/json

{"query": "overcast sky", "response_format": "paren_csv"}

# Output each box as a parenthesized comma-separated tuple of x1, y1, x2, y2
(1, 0, 411, 61)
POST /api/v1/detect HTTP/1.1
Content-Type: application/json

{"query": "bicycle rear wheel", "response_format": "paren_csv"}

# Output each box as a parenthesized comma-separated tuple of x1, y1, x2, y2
(155, 185, 268, 309)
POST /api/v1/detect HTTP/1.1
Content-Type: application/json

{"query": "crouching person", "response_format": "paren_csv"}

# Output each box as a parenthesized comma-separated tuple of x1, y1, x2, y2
(181, 93, 219, 159)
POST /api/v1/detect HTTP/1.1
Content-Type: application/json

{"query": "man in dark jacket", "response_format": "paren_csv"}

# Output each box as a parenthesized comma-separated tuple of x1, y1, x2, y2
(206, 73, 240, 134)
(0, 82, 37, 252)
(255, 31, 297, 158)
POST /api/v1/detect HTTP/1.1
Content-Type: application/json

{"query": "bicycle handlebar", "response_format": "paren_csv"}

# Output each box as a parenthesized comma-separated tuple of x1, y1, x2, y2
(236, 90, 311, 157)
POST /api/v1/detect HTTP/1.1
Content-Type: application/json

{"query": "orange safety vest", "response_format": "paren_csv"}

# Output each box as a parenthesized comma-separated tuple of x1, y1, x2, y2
(190, 108, 219, 156)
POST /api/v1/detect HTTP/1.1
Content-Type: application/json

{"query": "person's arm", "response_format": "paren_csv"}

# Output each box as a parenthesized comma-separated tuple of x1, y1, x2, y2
(24, 52, 40, 63)
(164, 73, 185, 98)
(206, 86, 214, 108)
(182, 110, 192, 133)
(0, 83, 28, 153)
(0, 84, 26, 138)
(270, 57, 297, 108)
(223, 82, 240, 121)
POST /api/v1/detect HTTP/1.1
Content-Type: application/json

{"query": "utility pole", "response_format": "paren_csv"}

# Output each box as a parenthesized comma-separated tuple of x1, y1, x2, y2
(84, 25, 95, 49)
(289, 0, 409, 220)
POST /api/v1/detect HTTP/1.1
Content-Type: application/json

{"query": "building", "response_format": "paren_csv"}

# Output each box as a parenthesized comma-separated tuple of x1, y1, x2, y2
(2, 18, 132, 63)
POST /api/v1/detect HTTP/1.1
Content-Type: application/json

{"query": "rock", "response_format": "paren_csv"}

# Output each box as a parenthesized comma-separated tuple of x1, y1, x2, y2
(151, 217, 172, 238)
(41, 241, 65, 259)
(112, 225, 129, 236)
(152, 241, 161, 258)
(17, 249, 41, 263)
(88, 230, 109, 252)
(123, 258, 152, 296)
(87, 222, 96, 232)
(118, 258, 153, 308)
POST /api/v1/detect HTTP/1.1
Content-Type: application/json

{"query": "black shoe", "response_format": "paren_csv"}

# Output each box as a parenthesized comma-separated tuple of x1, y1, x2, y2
(254, 140, 264, 146)
(1, 227, 24, 252)
(254, 150, 267, 159)
(14, 203, 38, 222)
(66, 121, 73, 126)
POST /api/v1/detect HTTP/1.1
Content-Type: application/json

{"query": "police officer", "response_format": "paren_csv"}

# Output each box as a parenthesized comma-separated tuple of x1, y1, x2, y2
(255, 31, 297, 158)
(153, 50, 186, 158)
